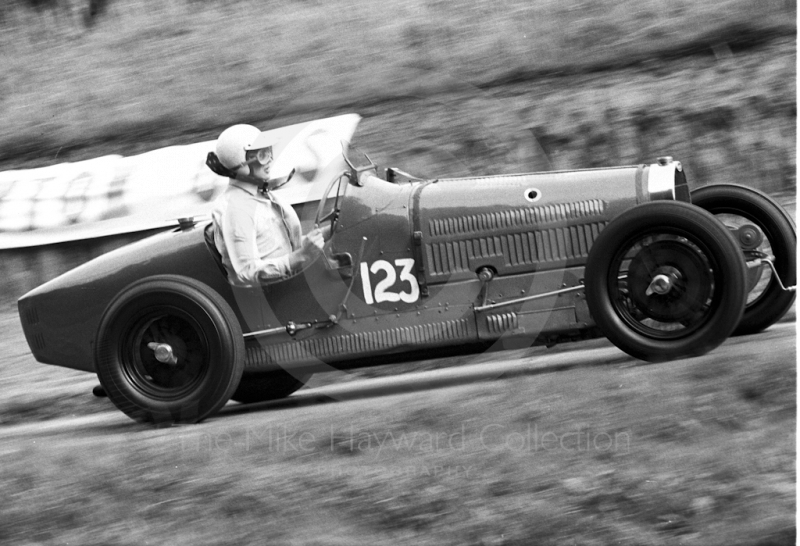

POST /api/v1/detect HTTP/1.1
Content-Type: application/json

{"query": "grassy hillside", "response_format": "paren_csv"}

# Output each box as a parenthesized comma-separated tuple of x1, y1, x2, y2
(0, 0, 795, 194)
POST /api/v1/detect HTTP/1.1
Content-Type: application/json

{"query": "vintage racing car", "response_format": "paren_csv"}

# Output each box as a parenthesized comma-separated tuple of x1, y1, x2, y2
(17, 146, 796, 424)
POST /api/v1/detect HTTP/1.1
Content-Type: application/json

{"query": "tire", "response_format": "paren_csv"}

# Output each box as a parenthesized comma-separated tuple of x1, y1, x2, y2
(231, 370, 311, 404)
(95, 275, 245, 424)
(585, 201, 747, 362)
(690, 184, 796, 335)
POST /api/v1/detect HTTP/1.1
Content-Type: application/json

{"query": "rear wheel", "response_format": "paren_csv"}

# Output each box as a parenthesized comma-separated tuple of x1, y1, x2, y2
(690, 184, 796, 335)
(95, 275, 244, 424)
(585, 201, 747, 362)
(232, 370, 311, 404)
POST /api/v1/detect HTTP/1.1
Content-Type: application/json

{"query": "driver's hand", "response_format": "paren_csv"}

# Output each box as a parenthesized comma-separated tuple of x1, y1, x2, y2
(302, 228, 325, 256)
(319, 224, 333, 241)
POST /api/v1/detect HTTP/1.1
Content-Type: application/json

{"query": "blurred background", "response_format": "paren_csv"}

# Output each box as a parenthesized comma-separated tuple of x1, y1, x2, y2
(0, 0, 794, 180)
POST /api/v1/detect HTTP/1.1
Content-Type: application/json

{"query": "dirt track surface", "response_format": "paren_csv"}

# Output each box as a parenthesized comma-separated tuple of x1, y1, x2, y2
(1, 320, 794, 439)
(0, 299, 795, 544)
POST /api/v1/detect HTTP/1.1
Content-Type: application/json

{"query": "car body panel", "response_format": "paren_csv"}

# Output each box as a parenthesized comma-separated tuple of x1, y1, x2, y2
(18, 225, 233, 371)
(18, 157, 690, 375)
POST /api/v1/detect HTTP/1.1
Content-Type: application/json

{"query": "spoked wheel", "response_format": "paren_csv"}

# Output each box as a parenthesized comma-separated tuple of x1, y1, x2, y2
(691, 184, 796, 335)
(126, 313, 207, 394)
(624, 239, 715, 332)
(95, 275, 244, 424)
(231, 370, 312, 404)
(585, 201, 747, 362)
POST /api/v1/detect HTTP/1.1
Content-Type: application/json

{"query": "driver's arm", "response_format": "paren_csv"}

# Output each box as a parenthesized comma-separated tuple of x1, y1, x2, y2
(217, 199, 293, 285)
(216, 192, 326, 285)
(253, 229, 326, 282)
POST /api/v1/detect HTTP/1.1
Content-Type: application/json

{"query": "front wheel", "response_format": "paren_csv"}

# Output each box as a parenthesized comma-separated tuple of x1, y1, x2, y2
(585, 201, 747, 362)
(95, 275, 245, 424)
(690, 184, 796, 335)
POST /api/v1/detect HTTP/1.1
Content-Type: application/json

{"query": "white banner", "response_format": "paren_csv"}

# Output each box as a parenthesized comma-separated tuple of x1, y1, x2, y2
(0, 114, 361, 249)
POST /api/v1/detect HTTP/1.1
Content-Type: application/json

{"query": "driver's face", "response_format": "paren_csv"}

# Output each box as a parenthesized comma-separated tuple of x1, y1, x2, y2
(245, 147, 272, 182)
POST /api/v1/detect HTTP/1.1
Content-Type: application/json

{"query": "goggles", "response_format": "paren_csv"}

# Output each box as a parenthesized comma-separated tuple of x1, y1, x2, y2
(242, 146, 273, 167)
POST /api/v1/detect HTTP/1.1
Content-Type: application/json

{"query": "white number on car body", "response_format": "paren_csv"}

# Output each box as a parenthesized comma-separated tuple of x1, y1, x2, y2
(360, 258, 420, 305)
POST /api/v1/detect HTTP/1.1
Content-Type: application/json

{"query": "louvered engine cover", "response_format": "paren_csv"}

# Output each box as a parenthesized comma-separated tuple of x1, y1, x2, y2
(414, 167, 645, 283)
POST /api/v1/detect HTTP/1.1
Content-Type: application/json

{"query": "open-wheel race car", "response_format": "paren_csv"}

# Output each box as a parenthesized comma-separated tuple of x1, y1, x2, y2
(17, 140, 796, 424)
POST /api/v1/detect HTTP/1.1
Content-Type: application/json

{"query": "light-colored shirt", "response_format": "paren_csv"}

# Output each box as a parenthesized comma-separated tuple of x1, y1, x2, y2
(212, 179, 302, 286)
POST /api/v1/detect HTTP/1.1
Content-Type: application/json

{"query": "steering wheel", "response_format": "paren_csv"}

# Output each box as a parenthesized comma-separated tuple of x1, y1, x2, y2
(314, 171, 348, 234)
(314, 148, 378, 234)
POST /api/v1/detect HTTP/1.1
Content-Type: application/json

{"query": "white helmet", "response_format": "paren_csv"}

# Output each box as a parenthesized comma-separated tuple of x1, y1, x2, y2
(215, 124, 261, 178)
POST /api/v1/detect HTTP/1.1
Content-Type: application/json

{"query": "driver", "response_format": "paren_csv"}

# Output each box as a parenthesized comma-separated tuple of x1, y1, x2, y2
(206, 124, 325, 286)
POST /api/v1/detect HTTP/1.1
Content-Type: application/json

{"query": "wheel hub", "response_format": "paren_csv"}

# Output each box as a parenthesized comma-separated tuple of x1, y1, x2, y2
(735, 223, 763, 251)
(132, 314, 203, 392)
(147, 342, 178, 365)
(645, 270, 679, 296)
(627, 239, 713, 323)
